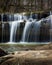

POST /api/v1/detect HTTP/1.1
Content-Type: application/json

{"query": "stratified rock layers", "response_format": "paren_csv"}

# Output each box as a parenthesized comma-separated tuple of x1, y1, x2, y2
(0, 0, 52, 13)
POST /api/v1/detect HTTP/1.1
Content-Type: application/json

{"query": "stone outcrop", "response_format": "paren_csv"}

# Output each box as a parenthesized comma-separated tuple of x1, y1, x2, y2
(0, 0, 52, 13)
(0, 47, 8, 57)
(0, 50, 52, 65)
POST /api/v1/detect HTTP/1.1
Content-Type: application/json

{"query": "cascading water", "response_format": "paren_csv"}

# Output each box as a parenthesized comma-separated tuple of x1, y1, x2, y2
(2, 14, 4, 42)
(21, 20, 32, 42)
(46, 12, 52, 42)
(21, 18, 42, 42)
(9, 21, 20, 42)
(1, 12, 52, 43)
(50, 12, 52, 42)
(21, 13, 34, 42)
(14, 14, 23, 21)
(33, 20, 42, 42)
(9, 14, 23, 42)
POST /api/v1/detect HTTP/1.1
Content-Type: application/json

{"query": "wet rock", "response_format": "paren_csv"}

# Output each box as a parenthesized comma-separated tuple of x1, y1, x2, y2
(0, 47, 8, 57)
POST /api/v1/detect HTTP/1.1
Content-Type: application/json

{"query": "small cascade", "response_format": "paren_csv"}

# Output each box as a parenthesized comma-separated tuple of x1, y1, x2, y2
(50, 11, 52, 42)
(46, 12, 52, 42)
(33, 20, 42, 42)
(21, 15, 42, 42)
(1, 12, 51, 43)
(9, 14, 24, 42)
(9, 21, 20, 42)
(8, 14, 14, 21)
(2, 14, 4, 42)
(21, 21, 32, 42)
(2, 14, 4, 28)
(22, 13, 27, 20)
(14, 14, 22, 21)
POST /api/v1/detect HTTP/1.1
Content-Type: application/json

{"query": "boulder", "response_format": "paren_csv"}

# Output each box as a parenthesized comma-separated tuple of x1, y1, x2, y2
(0, 47, 8, 57)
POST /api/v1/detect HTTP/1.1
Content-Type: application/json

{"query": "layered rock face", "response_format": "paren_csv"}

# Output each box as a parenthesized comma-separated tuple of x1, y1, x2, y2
(1, 19, 50, 43)
(0, 0, 52, 13)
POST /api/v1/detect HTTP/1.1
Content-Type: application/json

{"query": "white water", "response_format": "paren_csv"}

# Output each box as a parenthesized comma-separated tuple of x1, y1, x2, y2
(14, 14, 22, 21)
(21, 18, 39, 42)
(2, 14, 4, 42)
(2, 14, 4, 28)
(34, 19, 42, 42)
(21, 21, 32, 42)
(1, 13, 52, 43)
(9, 21, 20, 42)
(9, 20, 23, 42)
(50, 14, 52, 42)
(9, 13, 24, 42)
(46, 13, 52, 42)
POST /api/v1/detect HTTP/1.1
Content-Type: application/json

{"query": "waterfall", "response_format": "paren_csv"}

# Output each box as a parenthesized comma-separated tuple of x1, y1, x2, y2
(46, 11, 52, 42)
(9, 13, 24, 42)
(10, 21, 19, 42)
(2, 14, 4, 42)
(21, 21, 32, 42)
(8, 14, 14, 21)
(1, 12, 51, 43)
(9, 20, 22, 42)
(14, 14, 22, 21)
(50, 12, 52, 42)
(49, 11, 52, 42)
(21, 18, 42, 42)
(21, 18, 35, 42)
(33, 20, 42, 42)
(2, 14, 4, 29)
